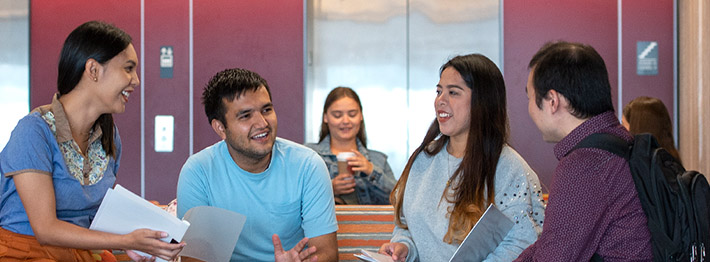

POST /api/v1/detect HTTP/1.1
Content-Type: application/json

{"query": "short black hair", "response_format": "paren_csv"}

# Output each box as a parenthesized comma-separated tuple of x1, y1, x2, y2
(202, 68, 271, 125)
(528, 41, 614, 119)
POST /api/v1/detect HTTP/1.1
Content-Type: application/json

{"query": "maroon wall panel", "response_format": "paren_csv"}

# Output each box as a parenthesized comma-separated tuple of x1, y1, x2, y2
(621, 0, 675, 121)
(504, 0, 619, 189)
(193, 0, 305, 153)
(31, 1, 305, 202)
(30, 1, 143, 194)
(504, 0, 675, 191)
(29, 1, 675, 199)
(143, 0, 191, 203)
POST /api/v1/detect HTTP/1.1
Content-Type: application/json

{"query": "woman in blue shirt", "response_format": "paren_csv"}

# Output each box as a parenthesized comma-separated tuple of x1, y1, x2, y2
(305, 87, 396, 205)
(0, 21, 183, 261)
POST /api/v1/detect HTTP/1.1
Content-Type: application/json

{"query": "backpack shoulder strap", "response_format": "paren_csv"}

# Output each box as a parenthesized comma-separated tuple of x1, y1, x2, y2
(568, 133, 630, 160)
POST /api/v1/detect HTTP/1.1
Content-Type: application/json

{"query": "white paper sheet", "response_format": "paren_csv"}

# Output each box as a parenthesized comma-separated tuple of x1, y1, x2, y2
(90, 185, 247, 262)
(448, 204, 514, 262)
(354, 249, 395, 262)
(90, 185, 190, 262)
(180, 206, 246, 262)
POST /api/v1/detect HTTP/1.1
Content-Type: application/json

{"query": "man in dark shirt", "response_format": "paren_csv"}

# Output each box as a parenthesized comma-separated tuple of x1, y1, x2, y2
(515, 41, 653, 261)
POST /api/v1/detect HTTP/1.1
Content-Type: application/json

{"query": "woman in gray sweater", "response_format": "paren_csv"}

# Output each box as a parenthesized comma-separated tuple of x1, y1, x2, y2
(378, 54, 546, 262)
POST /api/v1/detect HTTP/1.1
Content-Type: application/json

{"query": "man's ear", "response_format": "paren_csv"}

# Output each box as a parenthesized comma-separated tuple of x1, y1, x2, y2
(211, 119, 227, 140)
(546, 89, 562, 114)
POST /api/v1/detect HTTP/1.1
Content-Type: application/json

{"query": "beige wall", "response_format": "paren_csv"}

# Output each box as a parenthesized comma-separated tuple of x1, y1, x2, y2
(679, 0, 710, 176)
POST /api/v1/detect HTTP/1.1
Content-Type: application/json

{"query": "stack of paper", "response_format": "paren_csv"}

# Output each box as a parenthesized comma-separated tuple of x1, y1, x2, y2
(90, 185, 246, 262)
(90, 185, 190, 261)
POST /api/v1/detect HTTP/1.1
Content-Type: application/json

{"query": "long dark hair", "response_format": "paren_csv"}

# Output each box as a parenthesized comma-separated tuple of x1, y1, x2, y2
(318, 86, 367, 147)
(623, 96, 681, 163)
(391, 54, 509, 244)
(57, 21, 132, 158)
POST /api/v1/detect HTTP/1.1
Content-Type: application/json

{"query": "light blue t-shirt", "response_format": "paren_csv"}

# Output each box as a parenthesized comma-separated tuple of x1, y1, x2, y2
(0, 112, 120, 235)
(177, 138, 338, 261)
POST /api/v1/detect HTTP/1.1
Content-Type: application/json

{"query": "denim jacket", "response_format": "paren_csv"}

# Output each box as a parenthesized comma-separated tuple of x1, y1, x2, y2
(305, 135, 396, 205)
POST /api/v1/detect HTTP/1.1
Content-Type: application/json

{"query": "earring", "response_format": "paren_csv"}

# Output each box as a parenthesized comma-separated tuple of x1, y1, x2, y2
(93, 77, 97, 81)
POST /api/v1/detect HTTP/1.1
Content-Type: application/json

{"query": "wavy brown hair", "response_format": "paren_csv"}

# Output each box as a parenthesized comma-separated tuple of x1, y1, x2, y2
(623, 96, 681, 163)
(390, 54, 508, 244)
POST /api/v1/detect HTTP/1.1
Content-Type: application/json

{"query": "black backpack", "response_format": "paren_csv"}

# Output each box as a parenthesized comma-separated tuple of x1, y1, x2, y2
(573, 133, 710, 262)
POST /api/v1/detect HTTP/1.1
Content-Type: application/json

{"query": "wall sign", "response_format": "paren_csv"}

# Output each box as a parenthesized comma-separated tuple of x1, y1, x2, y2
(160, 46, 174, 78)
(637, 41, 658, 75)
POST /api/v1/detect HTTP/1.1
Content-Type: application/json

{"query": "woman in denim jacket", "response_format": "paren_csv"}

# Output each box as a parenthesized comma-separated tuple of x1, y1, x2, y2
(305, 87, 396, 205)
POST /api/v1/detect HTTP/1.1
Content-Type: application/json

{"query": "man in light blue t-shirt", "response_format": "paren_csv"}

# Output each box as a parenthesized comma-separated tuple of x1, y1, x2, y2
(177, 68, 338, 261)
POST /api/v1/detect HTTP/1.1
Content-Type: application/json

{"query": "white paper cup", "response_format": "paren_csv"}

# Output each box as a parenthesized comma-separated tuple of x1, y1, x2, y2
(337, 152, 356, 177)
(336, 152, 356, 162)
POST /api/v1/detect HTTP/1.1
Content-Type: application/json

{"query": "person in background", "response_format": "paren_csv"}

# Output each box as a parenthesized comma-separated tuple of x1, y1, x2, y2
(177, 68, 338, 261)
(378, 54, 545, 262)
(622, 96, 681, 163)
(305, 87, 396, 205)
(515, 41, 652, 261)
(0, 21, 184, 261)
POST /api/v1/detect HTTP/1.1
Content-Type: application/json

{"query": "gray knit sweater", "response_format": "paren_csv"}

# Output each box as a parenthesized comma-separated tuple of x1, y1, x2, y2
(391, 144, 545, 262)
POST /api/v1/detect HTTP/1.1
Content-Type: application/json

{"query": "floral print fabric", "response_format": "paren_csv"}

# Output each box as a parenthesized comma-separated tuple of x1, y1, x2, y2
(41, 111, 107, 185)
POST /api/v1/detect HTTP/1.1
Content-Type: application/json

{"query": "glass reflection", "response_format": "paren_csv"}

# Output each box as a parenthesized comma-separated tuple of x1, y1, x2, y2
(306, 0, 500, 179)
(0, 0, 30, 151)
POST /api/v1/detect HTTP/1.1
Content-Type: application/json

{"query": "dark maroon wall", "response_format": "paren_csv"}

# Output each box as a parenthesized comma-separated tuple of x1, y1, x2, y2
(192, 0, 305, 153)
(30, 1, 303, 203)
(504, 0, 675, 189)
(30, 1, 143, 194)
(30, 0, 673, 200)
(143, 0, 191, 202)
(504, 0, 619, 189)
(621, 0, 675, 116)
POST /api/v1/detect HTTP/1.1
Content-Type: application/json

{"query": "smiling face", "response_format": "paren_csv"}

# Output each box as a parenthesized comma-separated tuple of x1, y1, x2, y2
(324, 97, 363, 144)
(436, 67, 472, 143)
(95, 44, 139, 114)
(216, 85, 278, 167)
